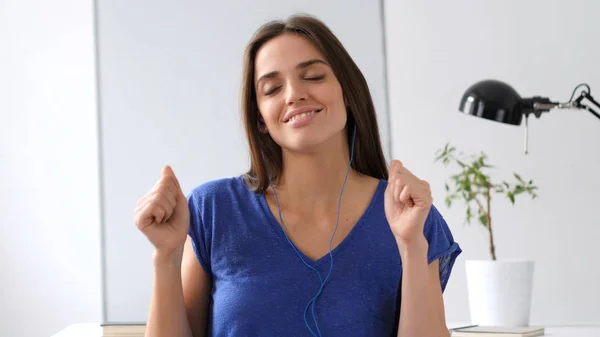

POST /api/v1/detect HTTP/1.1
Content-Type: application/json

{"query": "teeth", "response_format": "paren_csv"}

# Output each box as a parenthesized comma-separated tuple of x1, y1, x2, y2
(289, 111, 315, 122)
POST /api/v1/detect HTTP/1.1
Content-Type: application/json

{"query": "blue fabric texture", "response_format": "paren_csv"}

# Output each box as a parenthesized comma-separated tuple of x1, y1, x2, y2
(187, 176, 462, 337)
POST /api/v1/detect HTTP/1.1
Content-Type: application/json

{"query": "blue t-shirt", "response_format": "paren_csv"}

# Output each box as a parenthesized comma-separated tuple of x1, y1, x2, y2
(187, 175, 461, 337)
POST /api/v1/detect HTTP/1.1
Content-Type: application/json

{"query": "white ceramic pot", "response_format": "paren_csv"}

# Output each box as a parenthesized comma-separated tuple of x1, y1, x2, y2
(465, 259, 535, 327)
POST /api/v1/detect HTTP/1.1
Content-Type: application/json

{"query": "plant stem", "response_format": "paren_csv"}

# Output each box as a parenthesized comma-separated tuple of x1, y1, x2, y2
(469, 190, 497, 260)
(486, 187, 497, 260)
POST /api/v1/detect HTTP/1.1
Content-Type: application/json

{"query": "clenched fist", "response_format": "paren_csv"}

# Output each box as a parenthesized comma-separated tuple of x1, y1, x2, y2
(134, 166, 190, 257)
(384, 160, 433, 248)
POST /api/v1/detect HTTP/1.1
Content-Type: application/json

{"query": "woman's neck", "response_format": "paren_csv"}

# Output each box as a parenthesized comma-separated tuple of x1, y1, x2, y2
(274, 140, 360, 216)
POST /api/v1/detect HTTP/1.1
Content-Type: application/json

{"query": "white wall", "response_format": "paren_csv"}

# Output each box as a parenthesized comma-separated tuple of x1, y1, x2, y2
(0, 1, 102, 336)
(95, 0, 390, 323)
(384, 0, 600, 325)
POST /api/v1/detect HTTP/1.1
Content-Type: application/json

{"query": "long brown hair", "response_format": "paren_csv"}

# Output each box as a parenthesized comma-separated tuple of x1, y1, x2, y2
(242, 14, 388, 193)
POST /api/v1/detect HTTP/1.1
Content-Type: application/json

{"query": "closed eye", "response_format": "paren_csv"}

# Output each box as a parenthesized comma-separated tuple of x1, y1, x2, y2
(264, 86, 282, 96)
(305, 75, 325, 81)
(263, 75, 324, 96)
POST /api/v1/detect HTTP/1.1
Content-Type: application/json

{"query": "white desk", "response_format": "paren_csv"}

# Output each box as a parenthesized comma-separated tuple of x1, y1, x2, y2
(52, 323, 141, 337)
(447, 322, 600, 337)
(52, 323, 600, 337)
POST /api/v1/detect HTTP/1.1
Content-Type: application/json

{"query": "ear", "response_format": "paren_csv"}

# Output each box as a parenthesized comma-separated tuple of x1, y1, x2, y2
(257, 118, 268, 134)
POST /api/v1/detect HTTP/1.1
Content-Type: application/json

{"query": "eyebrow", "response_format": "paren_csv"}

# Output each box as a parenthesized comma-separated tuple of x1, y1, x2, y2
(255, 59, 328, 87)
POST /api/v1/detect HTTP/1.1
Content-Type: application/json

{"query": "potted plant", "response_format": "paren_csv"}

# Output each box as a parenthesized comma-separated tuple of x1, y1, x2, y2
(435, 143, 539, 327)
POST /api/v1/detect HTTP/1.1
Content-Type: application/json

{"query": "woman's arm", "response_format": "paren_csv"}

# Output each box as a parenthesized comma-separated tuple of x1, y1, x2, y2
(383, 160, 454, 337)
(182, 237, 212, 337)
(145, 236, 211, 337)
(396, 236, 450, 337)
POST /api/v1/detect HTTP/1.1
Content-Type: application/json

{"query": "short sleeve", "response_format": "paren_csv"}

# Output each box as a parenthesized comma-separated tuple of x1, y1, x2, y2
(423, 205, 461, 292)
(187, 191, 212, 275)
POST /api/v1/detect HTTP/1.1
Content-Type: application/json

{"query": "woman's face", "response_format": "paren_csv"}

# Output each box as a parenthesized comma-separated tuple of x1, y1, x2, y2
(254, 33, 347, 153)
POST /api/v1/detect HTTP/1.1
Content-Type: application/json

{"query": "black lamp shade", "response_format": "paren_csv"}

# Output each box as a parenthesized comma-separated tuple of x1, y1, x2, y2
(459, 79, 523, 125)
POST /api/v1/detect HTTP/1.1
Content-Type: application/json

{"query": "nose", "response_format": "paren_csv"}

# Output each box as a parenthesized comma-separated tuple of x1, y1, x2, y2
(284, 79, 308, 106)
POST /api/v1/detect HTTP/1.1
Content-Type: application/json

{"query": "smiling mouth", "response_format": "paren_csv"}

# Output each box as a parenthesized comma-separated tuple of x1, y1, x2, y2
(285, 108, 323, 123)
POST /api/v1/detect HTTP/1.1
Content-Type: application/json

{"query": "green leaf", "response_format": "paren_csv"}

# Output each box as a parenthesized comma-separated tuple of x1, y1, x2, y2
(465, 206, 472, 224)
(478, 214, 487, 227)
(462, 179, 471, 192)
(445, 196, 452, 208)
(434, 152, 445, 163)
(507, 192, 515, 204)
(514, 172, 523, 182)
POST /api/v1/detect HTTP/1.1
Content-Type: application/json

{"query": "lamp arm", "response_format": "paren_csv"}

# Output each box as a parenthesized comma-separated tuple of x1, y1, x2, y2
(574, 92, 600, 120)
(528, 85, 600, 121)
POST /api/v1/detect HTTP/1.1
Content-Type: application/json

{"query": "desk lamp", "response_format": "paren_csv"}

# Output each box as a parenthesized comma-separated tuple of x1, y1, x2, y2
(458, 79, 599, 153)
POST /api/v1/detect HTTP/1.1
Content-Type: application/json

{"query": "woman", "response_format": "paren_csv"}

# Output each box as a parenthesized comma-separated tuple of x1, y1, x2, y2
(135, 14, 461, 337)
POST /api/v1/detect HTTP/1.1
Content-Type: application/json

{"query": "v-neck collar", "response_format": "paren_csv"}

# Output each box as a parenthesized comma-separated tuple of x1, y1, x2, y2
(257, 179, 386, 267)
